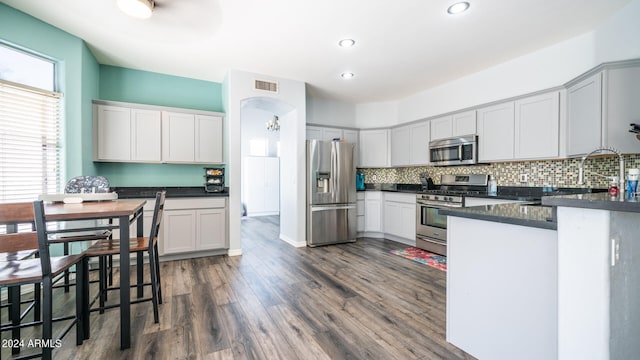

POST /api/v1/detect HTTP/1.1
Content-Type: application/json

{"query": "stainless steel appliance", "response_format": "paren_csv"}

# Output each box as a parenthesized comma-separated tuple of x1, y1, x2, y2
(306, 140, 357, 247)
(416, 174, 489, 255)
(429, 135, 478, 166)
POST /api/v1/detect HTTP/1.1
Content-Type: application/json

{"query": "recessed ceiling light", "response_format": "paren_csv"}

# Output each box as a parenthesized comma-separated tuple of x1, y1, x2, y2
(338, 39, 356, 48)
(341, 72, 355, 79)
(447, 2, 470, 15)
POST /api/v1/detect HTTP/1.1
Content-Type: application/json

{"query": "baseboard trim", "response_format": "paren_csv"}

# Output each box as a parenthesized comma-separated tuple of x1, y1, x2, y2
(359, 231, 385, 239)
(227, 248, 242, 257)
(383, 234, 416, 247)
(280, 233, 306, 248)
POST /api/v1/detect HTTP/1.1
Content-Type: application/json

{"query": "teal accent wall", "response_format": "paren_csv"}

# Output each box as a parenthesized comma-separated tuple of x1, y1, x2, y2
(81, 45, 100, 177)
(96, 65, 225, 186)
(1, 4, 225, 188)
(0, 3, 99, 183)
(99, 65, 223, 112)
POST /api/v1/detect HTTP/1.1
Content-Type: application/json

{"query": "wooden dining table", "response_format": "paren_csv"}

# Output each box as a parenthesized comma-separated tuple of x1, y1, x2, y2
(44, 199, 146, 350)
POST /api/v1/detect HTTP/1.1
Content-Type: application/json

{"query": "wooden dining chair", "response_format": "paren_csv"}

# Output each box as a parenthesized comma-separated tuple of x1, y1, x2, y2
(0, 201, 87, 359)
(0, 202, 41, 358)
(84, 191, 165, 323)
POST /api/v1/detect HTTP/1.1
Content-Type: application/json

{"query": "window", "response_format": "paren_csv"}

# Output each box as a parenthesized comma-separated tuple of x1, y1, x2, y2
(0, 44, 62, 203)
(249, 138, 267, 156)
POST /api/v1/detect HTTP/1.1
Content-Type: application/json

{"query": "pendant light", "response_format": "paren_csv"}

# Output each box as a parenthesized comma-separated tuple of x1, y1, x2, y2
(266, 115, 280, 132)
(117, 0, 155, 19)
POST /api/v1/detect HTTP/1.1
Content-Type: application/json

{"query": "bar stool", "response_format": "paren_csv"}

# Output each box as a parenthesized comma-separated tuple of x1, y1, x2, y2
(84, 191, 165, 323)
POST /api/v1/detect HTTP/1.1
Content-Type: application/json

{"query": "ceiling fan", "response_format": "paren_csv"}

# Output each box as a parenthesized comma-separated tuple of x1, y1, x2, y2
(117, 0, 157, 19)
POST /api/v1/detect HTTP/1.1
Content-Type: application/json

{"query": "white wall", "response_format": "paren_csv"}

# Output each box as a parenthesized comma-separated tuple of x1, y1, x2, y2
(278, 110, 306, 247)
(306, 95, 356, 127)
(224, 70, 306, 255)
(240, 107, 280, 157)
(396, 0, 640, 124)
(354, 100, 399, 129)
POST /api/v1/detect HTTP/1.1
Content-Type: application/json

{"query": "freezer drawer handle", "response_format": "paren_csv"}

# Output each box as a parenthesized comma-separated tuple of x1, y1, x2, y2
(311, 205, 356, 211)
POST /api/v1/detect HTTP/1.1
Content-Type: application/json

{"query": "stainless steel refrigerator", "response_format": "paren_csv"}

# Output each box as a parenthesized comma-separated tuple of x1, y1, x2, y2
(306, 140, 357, 247)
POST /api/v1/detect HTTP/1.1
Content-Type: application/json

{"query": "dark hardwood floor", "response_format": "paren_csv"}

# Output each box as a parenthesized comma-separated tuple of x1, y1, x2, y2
(3, 216, 473, 359)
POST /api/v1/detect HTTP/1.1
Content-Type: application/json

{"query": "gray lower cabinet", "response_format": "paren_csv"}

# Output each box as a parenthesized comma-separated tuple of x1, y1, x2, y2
(161, 197, 227, 256)
(356, 192, 365, 232)
(364, 191, 382, 232)
(382, 193, 416, 242)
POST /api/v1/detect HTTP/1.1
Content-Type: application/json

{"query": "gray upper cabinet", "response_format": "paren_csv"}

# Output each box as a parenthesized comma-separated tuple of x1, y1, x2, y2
(322, 128, 343, 141)
(162, 111, 196, 163)
(306, 126, 358, 143)
(430, 115, 453, 140)
(477, 102, 515, 161)
(94, 104, 162, 163)
(566, 63, 640, 156)
(342, 130, 359, 144)
(603, 65, 640, 154)
(359, 129, 389, 167)
(391, 125, 411, 166)
(94, 100, 223, 164)
(305, 126, 323, 141)
(391, 121, 430, 166)
(430, 111, 476, 141)
(452, 110, 477, 136)
(566, 72, 602, 157)
(514, 92, 560, 159)
(409, 121, 430, 165)
(162, 112, 224, 164)
(95, 105, 132, 161)
(195, 115, 223, 163)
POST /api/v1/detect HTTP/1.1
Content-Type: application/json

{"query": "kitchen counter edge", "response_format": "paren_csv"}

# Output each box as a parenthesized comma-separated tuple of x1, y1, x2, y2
(112, 187, 229, 199)
(541, 192, 640, 213)
(440, 203, 557, 230)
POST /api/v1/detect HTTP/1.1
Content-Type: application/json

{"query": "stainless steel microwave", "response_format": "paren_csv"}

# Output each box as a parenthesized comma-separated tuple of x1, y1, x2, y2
(429, 135, 478, 166)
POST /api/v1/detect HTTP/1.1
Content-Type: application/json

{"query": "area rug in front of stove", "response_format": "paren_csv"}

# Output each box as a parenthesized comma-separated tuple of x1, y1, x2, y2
(390, 247, 446, 271)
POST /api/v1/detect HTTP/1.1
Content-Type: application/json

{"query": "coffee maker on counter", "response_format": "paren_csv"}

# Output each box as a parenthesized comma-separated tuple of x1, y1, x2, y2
(204, 167, 225, 192)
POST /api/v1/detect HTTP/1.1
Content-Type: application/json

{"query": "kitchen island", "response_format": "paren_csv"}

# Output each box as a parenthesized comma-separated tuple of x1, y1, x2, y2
(441, 193, 640, 360)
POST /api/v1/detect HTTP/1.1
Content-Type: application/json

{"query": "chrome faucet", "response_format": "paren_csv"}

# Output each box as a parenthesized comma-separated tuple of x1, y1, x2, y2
(578, 146, 625, 191)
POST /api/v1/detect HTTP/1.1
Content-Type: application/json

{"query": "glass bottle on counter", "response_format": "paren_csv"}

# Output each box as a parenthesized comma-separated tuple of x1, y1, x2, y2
(488, 175, 498, 196)
(608, 176, 619, 196)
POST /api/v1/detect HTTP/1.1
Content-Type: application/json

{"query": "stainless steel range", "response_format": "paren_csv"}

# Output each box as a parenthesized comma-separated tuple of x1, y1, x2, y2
(416, 174, 489, 256)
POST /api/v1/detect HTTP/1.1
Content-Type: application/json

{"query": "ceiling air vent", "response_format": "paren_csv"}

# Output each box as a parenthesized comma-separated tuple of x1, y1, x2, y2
(254, 79, 278, 93)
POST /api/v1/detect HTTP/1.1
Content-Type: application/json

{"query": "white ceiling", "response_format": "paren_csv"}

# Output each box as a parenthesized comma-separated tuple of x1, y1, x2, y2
(1, 0, 631, 103)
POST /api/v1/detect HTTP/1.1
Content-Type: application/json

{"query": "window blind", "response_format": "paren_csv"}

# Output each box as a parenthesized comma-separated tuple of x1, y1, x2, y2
(0, 79, 62, 203)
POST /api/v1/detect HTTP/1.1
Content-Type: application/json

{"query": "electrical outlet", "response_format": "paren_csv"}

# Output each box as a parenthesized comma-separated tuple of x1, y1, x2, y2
(519, 174, 528, 183)
(372, 174, 377, 182)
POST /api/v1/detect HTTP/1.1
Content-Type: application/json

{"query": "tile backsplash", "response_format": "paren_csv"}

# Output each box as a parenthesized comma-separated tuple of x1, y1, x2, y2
(359, 154, 640, 189)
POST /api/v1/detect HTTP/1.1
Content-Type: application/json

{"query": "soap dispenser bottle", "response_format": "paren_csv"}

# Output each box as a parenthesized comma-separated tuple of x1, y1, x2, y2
(488, 176, 497, 196)
(356, 171, 365, 190)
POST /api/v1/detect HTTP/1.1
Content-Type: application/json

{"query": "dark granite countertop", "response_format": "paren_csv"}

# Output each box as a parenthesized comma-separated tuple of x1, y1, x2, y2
(112, 186, 229, 199)
(466, 187, 598, 202)
(440, 203, 557, 230)
(360, 183, 598, 202)
(542, 192, 640, 213)
(362, 183, 422, 193)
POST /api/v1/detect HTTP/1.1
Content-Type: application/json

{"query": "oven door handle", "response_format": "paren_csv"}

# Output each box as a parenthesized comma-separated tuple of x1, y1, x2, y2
(417, 201, 462, 208)
(417, 235, 446, 245)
